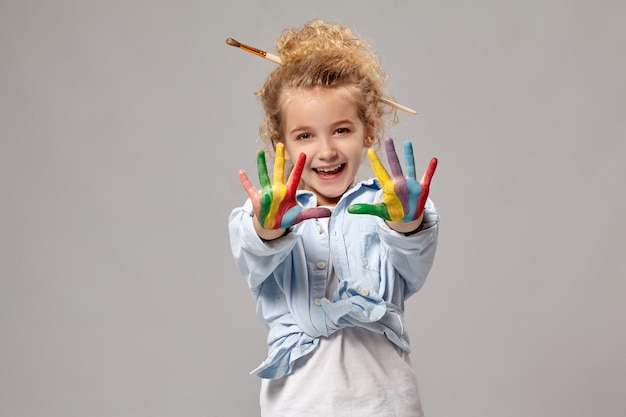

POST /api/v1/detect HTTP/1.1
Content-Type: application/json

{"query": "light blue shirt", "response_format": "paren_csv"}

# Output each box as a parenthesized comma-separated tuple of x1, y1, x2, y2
(228, 179, 439, 379)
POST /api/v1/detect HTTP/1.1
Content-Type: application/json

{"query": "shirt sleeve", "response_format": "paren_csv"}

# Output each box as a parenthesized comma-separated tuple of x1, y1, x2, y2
(376, 198, 439, 297)
(228, 198, 303, 290)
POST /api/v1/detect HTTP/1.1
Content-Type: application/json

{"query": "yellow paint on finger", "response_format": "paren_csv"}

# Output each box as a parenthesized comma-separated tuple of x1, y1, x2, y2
(265, 183, 286, 229)
(384, 189, 405, 221)
(368, 149, 391, 184)
(368, 149, 404, 221)
(274, 143, 285, 186)
(265, 143, 287, 229)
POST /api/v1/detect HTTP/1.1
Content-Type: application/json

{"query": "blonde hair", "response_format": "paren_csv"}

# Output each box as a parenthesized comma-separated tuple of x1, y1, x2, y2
(256, 19, 397, 150)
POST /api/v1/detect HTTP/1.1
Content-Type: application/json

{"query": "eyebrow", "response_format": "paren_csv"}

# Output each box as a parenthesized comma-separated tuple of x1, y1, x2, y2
(287, 119, 356, 135)
(332, 119, 356, 127)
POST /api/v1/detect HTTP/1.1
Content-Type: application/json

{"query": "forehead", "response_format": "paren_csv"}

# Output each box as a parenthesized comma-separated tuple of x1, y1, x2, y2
(281, 86, 359, 120)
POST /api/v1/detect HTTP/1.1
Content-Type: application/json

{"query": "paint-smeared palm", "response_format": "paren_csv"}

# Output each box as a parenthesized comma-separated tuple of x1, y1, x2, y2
(348, 138, 437, 222)
(238, 143, 331, 229)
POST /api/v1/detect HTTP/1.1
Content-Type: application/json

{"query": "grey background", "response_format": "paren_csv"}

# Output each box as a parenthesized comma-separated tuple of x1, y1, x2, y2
(1, 0, 625, 416)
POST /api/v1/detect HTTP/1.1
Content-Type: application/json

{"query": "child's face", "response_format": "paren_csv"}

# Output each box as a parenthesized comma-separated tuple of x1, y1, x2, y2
(280, 86, 373, 207)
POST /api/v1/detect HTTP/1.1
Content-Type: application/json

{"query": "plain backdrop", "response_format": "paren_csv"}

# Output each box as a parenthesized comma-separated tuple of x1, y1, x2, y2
(1, 1, 625, 416)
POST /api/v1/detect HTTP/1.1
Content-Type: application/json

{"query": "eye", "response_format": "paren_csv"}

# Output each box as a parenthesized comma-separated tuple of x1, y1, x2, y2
(335, 127, 350, 135)
(297, 133, 312, 140)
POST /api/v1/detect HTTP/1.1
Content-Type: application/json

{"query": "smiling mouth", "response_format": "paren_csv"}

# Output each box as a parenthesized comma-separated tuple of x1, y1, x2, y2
(313, 164, 345, 176)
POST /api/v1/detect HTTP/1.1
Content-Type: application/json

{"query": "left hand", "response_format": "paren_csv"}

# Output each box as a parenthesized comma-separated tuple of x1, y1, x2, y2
(348, 138, 437, 223)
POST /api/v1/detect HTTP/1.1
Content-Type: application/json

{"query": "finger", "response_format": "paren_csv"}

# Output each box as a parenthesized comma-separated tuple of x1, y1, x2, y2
(266, 144, 288, 229)
(385, 138, 404, 179)
(238, 169, 257, 199)
(384, 139, 411, 213)
(276, 153, 306, 225)
(273, 143, 285, 185)
(257, 150, 270, 188)
(420, 157, 438, 187)
(417, 158, 438, 217)
(404, 178, 421, 221)
(371, 146, 405, 221)
(369, 146, 404, 221)
(259, 189, 272, 227)
(285, 152, 305, 199)
(368, 148, 392, 185)
(347, 203, 391, 221)
(290, 207, 332, 226)
(239, 169, 263, 217)
(404, 141, 417, 180)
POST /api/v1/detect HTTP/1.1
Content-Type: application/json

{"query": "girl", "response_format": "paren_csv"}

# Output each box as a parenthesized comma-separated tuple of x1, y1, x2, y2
(228, 19, 438, 417)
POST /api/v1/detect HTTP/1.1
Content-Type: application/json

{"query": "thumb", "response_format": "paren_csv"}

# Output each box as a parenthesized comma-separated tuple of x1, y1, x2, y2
(292, 207, 332, 225)
(348, 203, 391, 221)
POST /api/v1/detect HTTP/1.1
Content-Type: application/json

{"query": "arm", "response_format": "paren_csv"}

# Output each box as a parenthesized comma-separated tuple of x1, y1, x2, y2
(348, 138, 439, 295)
(378, 198, 439, 296)
(228, 201, 303, 290)
(230, 143, 331, 289)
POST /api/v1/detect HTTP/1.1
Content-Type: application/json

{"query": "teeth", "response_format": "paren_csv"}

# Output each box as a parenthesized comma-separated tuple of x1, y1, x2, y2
(317, 165, 342, 173)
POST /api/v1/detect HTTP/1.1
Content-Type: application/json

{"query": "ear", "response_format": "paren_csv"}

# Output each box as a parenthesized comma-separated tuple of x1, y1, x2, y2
(364, 121, 376, 147)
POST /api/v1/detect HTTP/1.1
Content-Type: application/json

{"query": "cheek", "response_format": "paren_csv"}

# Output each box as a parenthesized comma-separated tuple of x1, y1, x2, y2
(285, 152, 311, 179)
(285, 148, 309, 165)
(281, 142, 298, 163)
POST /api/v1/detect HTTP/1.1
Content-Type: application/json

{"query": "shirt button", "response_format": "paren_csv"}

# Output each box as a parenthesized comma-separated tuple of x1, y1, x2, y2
(314, 298, 322, 306)
(316, 261, 326, 269)
(360, 288, 370, 296)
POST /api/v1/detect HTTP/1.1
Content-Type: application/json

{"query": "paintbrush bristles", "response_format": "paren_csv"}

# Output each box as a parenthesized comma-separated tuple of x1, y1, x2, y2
(225, 37, 416, 114)
(225, 38, 240, 47)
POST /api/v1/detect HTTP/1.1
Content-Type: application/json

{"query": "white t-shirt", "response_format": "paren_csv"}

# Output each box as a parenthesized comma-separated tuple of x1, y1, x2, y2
(259, 218, 424, 417)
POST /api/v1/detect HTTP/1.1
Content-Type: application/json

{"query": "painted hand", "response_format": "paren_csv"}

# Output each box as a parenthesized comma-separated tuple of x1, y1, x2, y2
(348, 138, 437, 222)
(238, 143, 331, 229)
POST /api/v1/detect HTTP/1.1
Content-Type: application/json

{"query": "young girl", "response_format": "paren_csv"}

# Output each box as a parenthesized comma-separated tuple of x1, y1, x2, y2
(228, 19, 439, 417)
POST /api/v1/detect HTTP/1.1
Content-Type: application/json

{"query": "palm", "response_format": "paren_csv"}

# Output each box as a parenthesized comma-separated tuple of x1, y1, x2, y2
(238, 143, 331, 229)
(348, 138, 437, 223)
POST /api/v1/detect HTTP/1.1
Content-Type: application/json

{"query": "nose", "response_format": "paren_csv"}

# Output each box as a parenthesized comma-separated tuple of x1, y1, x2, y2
(317, 137, 337, 160)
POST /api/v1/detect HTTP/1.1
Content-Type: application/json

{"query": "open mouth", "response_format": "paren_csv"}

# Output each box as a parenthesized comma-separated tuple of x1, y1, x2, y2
(313, 164, 345, 177)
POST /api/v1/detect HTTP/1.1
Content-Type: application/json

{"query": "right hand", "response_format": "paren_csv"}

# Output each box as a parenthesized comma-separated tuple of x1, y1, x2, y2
(238, 143, 332, 230)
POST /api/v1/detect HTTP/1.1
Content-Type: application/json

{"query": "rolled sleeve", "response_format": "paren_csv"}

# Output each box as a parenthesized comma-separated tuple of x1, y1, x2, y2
(377, 199, 439, 296)
(229, 200, 303, 290)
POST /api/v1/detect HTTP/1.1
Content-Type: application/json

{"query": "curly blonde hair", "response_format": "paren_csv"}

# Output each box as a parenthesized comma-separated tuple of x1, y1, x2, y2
(256, 19, 397, 150)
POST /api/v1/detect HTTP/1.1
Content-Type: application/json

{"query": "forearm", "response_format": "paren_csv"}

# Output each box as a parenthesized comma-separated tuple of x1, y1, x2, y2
(379, 199, 439, 295)
(229, 205, 298, 290)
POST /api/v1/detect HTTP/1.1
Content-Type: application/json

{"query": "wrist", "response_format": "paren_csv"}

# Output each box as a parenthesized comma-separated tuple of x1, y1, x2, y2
(385, 213, 424, 234)
(252, 213, 288, 241)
